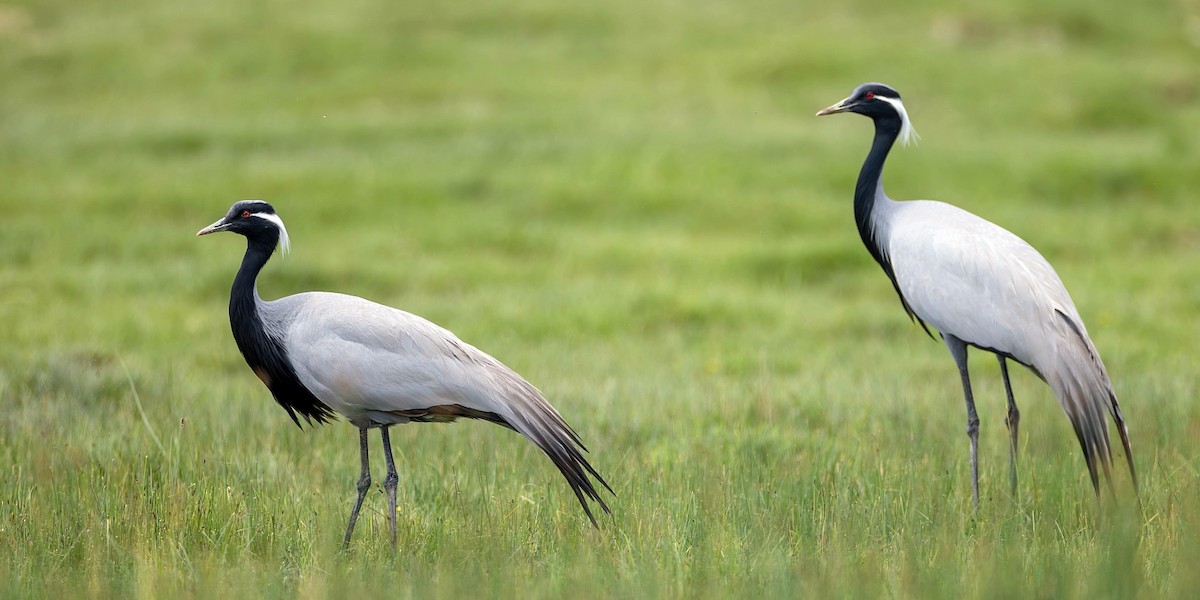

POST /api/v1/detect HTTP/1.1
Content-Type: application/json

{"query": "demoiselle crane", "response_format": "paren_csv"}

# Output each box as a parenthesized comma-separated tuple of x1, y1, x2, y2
(816, 83, 1136, 506)
(197, 201, 612, 546)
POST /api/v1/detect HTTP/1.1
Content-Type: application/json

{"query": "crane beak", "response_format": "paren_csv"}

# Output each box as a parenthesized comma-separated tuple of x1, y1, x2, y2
(196, 219, 230, 236)
(816, 98, 852, 116)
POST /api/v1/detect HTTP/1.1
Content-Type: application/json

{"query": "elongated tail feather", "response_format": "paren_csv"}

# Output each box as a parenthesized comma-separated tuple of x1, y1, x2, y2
(483, 364, 614, 526)
(1048, 310, 1137, 495)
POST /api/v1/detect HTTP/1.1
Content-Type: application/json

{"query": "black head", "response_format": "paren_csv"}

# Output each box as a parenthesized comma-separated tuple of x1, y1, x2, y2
(816, 82, 918, 144)
(196, 200, 290, 253)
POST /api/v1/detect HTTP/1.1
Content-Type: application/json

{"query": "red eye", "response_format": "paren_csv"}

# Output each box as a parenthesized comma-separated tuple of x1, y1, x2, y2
(241, 210, 251, 218)
(865, 91, 875, 100)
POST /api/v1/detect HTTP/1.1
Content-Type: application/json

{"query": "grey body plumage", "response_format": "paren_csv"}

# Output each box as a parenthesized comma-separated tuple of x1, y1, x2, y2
(198, 201, 612, 546)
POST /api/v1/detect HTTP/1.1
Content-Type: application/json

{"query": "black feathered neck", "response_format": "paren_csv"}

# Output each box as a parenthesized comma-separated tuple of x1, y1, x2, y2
(229, 233, 335, 427)
(854, 115, 933, 338)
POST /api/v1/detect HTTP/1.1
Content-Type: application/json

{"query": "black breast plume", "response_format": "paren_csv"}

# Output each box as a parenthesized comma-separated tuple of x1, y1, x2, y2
(229, 238, 335, 427)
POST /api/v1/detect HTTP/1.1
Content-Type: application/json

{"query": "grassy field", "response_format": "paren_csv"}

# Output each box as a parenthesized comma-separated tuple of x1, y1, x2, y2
(3, 0, 1200, 596)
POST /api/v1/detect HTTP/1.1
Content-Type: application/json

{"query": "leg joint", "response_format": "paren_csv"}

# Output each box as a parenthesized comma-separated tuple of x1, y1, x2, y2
(966, 417, 980, 436)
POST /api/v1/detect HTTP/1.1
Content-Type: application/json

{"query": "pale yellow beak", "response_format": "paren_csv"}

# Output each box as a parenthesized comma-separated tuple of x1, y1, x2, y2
(816, 97, 852, 116)
(196, 218, 229, 236)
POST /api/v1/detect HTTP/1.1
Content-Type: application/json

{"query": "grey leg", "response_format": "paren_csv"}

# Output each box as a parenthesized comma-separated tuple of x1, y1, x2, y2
(945, 335, 980, 510)
(998, 356, 1020, 497)
(380, 426, 399, 548)
(342, 426, 371, 548)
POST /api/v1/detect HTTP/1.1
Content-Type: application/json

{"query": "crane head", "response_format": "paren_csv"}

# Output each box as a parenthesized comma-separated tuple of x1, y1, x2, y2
(196, 200, 291, 254)
(817, 82, 919, 146)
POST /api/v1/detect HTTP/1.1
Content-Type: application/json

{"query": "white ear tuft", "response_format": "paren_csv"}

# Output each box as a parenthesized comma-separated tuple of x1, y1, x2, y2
(875, 96, 920, 147)
(251, 212, 291, 255)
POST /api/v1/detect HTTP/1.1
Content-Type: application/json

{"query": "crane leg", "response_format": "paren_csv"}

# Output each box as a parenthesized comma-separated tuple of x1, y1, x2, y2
(342, 426, 372, 548)
(380, 426, 400, 549)
(998, 356, 1020, 498)
(945, 335, 980, 510)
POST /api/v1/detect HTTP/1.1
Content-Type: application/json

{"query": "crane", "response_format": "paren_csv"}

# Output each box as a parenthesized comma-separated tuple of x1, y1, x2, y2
(816, 83, 1136, 506)
(197, 201, 612, 546)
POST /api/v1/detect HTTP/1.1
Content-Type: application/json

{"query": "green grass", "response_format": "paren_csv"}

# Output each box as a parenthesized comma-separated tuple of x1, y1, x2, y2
(3, 0, 1200, 596)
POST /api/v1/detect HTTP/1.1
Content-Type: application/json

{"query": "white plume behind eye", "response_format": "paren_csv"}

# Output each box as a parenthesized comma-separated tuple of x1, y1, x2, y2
(251, 212, 290, 255)
(874, 95, 919, 146)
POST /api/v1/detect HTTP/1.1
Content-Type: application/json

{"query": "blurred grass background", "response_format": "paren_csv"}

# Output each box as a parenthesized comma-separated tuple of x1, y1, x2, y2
(2, 0, 1199, 596)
